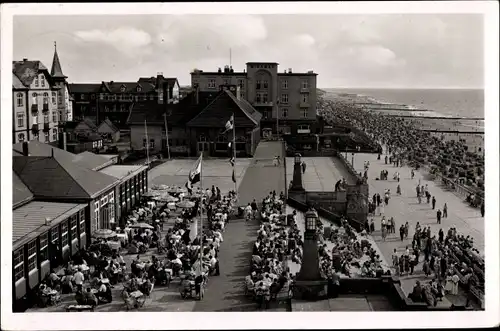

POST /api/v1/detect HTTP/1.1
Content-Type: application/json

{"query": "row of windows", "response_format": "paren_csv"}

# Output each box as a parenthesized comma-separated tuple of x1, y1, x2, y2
(203, 79, 308, 90)
(33, 75, 46, 88)
(14, 209, 86, 282)
(17, 130, 57, 143)
(17, 112, 59, 127)
(16, 92, 60, 107)
(78, 93, 157, 101)
(262, 108, 310, 119)
(206, 79, 246, 89)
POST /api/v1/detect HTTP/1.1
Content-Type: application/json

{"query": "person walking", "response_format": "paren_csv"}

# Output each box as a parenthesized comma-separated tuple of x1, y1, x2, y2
(443, 203, 448, 218)
(480, 202, 484, 217)
(436, 209, 442, 224)
(411, 169, 415, 180)
(438, 228, 444, 244)
(432, 196, 436, 210)
(399, 225, 405, 241)
(404, 222, 409, 239)
(301, 161, 306, 174)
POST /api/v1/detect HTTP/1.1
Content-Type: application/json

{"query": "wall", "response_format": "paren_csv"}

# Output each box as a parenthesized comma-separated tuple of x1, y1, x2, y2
(278, 74, 317, 121)
(191, 72, 247, 94)
(13, 91, 29, 143)
(130, 124, 163, 154)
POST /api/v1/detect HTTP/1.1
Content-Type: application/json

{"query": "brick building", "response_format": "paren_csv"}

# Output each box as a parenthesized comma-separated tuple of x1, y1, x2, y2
(69, 74, 180, 127)
(191, 62, 318, 135)
(12, 44, 73, 144)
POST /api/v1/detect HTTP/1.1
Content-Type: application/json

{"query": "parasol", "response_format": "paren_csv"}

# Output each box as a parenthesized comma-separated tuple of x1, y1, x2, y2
(93, 229, 117, 239)
(177, 200, 195, 209)
(142, 191, 160, 198)
(129, 222, 154, 230)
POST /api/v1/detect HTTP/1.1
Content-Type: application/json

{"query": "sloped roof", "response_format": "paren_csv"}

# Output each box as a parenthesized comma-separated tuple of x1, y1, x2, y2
(73, 151, 113, 170)
(98, 118, 120, 133)
(128, 101, 167, 125)
(165, 78, 179, 88)
(104, 81, 156, 94)
(12, 140, 109, 171)
(167, 90, 218, 127)
(13, 172, 34, 208)
(81, 117, 98, 131)
(13, 156, 117, 200)
(225, 90, 262, 125)
(13, 60, 50, 87)
(13, 73, 27, 89)
(51, 47, 66, 78)
(68, 83, 100, 94)
(187, 90, 261, 128)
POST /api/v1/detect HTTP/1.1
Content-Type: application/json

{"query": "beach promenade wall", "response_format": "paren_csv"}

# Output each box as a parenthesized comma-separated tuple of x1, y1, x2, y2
(287, 197, 471, 311)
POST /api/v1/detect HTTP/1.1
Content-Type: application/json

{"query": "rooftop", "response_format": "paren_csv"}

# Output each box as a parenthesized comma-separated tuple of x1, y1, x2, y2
(99, 165, 147, 181)
(12, 60, 50, 87)
(13, 172, 34, 208)
(13, 201, 87, 250)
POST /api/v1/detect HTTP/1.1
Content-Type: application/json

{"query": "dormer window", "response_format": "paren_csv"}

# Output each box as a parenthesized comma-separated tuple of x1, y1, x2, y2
(137, 86, 142, 92)
(120, 86, 126, 92)
(41, 75, 46, 87)
(34, 77, 39, 87)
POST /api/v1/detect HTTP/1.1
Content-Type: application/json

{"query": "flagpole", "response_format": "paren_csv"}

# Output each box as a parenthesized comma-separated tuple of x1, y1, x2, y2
(163, 113, 171, 159)
(232, 113, 237, 199)
(199, 152, 204, 275)
(145, 119, 150, 165)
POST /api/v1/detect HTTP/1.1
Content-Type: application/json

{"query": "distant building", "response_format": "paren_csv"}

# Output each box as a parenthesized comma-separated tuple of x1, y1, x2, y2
(12, 43, 73, 144)
(98, 118, 121, 143)
(128, 86, 261, 157)
(191, 62, 318, 135)
(69, 74, 180, 127)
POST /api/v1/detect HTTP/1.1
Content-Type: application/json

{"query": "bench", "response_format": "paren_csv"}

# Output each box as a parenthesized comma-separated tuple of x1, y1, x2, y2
(66, 305, 94, 312)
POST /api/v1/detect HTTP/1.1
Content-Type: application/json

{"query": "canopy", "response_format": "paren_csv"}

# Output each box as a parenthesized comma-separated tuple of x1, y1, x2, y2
(177, 200, 195, 209)
(93, 229, 117, 239)
(129, 222, 154, 230)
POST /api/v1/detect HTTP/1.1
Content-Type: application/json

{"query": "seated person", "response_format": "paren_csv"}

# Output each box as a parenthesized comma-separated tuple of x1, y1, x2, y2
(97, 281, 113, 304)
(74, 289, 86, 305)
(48, 269, 60, 288)
(61, 273, 74, 294)
(84, 287, 99, 306)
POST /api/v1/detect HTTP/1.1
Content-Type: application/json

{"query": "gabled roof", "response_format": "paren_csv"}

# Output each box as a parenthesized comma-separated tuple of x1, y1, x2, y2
(13, 73, 27, 89)
(98, 118, 120, 133)
(81, 117, 98, 131)
(167, 90, 218, 127)
(165, 78, 179, 88)
(187, 90, 261, 128)
(13, 156, 118, 200)
(128, 101, 167, 125)
(68, 83, 101, 94)
(103, 81, 156, 94)
(50, 45, 66, 78)
(12, 140, 110, 171)
(13, 172, 34, 208)
(73, 151, 113, 171)
(13, 60, 51, 87)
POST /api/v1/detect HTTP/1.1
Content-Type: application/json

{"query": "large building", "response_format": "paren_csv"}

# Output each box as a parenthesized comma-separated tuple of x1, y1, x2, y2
(12, 44, 73, 144)
(69, 74, 180, 127)
(191, 62, 318, 135)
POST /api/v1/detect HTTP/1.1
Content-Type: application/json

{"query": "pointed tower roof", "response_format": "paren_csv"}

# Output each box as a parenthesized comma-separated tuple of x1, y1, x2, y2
(51, 41, 67, 79)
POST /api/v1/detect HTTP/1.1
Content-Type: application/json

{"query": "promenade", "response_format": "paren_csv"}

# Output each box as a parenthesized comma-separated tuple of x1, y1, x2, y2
(194, 141, 287, 311)
(350, 151, 484, 302)
(285, 156, 354, 191)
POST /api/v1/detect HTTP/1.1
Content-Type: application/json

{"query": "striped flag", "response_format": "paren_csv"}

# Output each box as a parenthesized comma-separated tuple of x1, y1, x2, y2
(223, 114, 234, 133)
(185, 154, 202, 193)
(229, 157, 235, 167)
(232, 168, 236, 183)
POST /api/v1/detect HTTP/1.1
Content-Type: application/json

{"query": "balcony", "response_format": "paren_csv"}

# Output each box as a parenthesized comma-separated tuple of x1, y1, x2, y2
(300, 101, 310, 108)
(253, 100, 273, 107)
(43, 122, 50, 131)
(31, 104, 39, 114)
(42, 103, 49, 112)
(31, 124, 39, 134)
(300, 87, 310, 93)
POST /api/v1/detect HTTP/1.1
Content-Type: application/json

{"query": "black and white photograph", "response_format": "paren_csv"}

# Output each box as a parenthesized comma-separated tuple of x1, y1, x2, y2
(1, 1, 498, 330)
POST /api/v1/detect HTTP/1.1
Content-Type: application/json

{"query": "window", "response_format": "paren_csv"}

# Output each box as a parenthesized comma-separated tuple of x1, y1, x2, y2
(52, 111, 57, 122)
(281, 80, 288, 89)
(149, 94, 154, 100)
(263, 80, 269, 88)
(80, 94, 86, 101)
(302, 108, 308, 118)
(44, 114, 49, 123)
(137, 86, 142, 92)
(18, 133, 25, 143)
(104, 106, 109, 112)
(41, 75, 46, 87)
(142, 94, 148, 101)
(32, 115, 38, 125)
(70, 216, 78, 240)
(32, 92, 38, 104)
(51, 92, 57, 104)
(159, 92, 164, 101)
(281, 94, 288, 104)
(51, 226, 59, 244)
(17, 93, 23, 107)
(52, 128, 58, 141)
(35, 77, 39, 87)
(91, 94, 96, 100)
(61, 221, 68, 247)
(302, 80, 308, 89)
(281, 108, 288, 118)
(262, 110, 270, 119)
(44, 132, 49, 142)
(39, 232, 49, 262)
(27, 240, 37, 272)
(256, 80, 262, 89)
(150, 139, 155, 148)
(120, 86, 126, 92)
(17, 113, 24, 127)
(79, 210, 86, 235)
(238, 79, 244, 88)
(13, 249, 24, 282)
(208, 79, 216, 89)
(301, 93, 309, 103)
(99, 93, 104, 100)
(120, 104, 125, 112)
(298, 124, 310, 133)
(58, 94, 62, 105)
(223, 79, 230, 85)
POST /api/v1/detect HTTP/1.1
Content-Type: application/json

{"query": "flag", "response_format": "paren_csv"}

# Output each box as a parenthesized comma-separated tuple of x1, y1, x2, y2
(185, 155, 202, 193)
(232, 168, 236, 183)
(223, 115, 234, 133)
(229, 156, 235, 167)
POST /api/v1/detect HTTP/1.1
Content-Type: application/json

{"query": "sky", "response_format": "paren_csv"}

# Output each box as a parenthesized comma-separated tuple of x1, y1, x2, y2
(13, 14, 484, 88)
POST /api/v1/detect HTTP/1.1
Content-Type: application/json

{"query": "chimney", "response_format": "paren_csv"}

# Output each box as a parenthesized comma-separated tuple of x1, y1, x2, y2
(288, 68, 292, 74)
(45, 217, 52, 226)
(22, 141, 29, 156)
(23, 58, 28, 62)
(218, 67, 222, 73)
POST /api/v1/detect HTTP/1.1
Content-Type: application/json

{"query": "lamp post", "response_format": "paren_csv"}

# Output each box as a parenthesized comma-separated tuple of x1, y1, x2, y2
(291, 153, 305, 191)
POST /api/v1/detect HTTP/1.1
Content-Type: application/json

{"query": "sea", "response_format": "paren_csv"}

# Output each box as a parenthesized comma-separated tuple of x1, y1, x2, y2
(322, 88, 484, 119)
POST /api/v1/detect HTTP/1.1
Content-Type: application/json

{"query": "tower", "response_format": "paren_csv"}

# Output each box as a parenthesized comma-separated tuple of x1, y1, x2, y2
(50, 41, 72, 123)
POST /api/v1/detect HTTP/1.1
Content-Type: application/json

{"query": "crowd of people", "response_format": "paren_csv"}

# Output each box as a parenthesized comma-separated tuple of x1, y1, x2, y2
(245, 191, 295, 309)
(319, 98, 485, 211)
(35, 184, 237, 310)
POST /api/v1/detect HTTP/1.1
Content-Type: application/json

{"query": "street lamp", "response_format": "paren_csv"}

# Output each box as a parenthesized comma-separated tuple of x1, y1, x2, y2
(294, 152, 302, 165)
(351, 152, 355, 167)
(305, 209, 318, 232)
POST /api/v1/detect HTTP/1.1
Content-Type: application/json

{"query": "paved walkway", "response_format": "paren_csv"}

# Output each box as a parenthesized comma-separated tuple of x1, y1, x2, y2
(194, 141, 287, 311)
(350, 151, 484, 300)
(286, 157, 354, 191)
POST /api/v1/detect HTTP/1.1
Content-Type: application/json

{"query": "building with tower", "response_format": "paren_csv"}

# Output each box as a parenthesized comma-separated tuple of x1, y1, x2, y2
(12, 43, 73, 144)
(190, 62, 318, 135)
